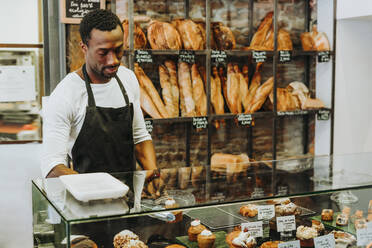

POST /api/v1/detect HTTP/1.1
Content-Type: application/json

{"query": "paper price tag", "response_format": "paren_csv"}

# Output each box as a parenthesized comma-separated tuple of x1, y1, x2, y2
(179, 50, 195, 64)
(314, 234, 335, 248)
(258, 205, 275, 220)
(357, 226, 372, 246)
(241, 221, 263, 238)
(253, 51, 267, 63)
(145, 120, 153, 133)
(317, 109, 330, 121)
(279, 51, 292, 63)
(134, 50, 153, 63)
(276, 215, 296, 232)
(318, 51, 330, 63)
(192, 117, 208, 129)
(278, 240, 300, 248)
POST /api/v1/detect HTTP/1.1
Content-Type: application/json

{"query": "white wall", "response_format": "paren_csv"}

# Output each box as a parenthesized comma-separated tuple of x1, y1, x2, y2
(334, 18, 372, 154)
(0, 1, 42, 248)
(337, 0, 372, 20)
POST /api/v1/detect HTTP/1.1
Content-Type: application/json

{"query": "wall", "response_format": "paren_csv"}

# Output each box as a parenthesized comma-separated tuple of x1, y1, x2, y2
(0, 1, 42, 248)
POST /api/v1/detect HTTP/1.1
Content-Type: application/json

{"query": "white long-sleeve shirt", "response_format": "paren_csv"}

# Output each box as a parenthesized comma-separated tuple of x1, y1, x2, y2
(41, 66, 151, 177)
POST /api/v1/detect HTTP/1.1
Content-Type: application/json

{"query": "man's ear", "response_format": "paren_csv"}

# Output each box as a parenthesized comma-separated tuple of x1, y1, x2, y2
(80, 41, 88, 54)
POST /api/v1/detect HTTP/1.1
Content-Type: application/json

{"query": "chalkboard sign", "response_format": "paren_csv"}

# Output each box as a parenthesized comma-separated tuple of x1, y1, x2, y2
(211, 50, 227, 66)
(279, 51, 292, 63)
(318, 51, 331, 63)
(178, 50, 195, 64)
(135, 50, 153, 63)
(236, 114, 254, 127)
(145, 120, 153, 133)
(253, 51, 267, 63)
(317, 109, 331, 121)
(192, 117, 208, 129)
(60, 0, 106, 24)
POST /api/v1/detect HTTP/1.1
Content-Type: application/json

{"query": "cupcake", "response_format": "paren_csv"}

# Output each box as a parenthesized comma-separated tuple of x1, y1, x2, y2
(296, 225, 318, 247)
(226, 230, 256, 248)
(321, 209, 333, 221)
(239, 204, 258, 217)
(188, 219, 206, 241)
(197, 229, 216, 248)
(165, 198, 183, 223)
(113, 230, 139, 248)
(311, 220, 325, 235)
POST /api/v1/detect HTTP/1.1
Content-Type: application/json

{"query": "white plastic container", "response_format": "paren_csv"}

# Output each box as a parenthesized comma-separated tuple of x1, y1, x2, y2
(60, 173, 129, 202)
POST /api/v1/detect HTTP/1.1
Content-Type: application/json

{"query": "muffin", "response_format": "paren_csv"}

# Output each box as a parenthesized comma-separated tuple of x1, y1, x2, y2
(311, 219, 325, 235)
(336, 213, 348, 226)
(239, 204, 258, 217)
(226, 230, 257, 248)
(197, 229, 216, 248)
(165, 198, 183, 223)
(296, 225, 318, 247)
(188, 219, 207, 241)
(275, 202, 301, 216)
(321, 209, 333, 221)
(113, 230, 139, 248)
(260, 241, 283, 248)
(71, 236, 98, 248)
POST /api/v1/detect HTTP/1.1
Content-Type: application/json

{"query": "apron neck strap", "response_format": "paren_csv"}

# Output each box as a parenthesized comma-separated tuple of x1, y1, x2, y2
(82, 64, 130, 107)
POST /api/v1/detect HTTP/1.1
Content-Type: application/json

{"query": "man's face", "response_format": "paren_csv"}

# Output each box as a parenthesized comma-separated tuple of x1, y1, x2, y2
(82, 25, 124, 81)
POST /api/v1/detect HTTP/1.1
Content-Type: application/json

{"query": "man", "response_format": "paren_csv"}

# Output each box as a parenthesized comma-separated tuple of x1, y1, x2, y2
(42, 9, 159, 186)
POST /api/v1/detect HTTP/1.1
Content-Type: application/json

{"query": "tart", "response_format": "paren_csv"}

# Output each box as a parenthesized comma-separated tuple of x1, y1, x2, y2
(296, 225, 318, 247)
(240, 204, 258, 217)
(321, 209, 333, 221)
(197, 229, 216, 248)
(188, 219, 206, 241)
(226, 230, 256, 248)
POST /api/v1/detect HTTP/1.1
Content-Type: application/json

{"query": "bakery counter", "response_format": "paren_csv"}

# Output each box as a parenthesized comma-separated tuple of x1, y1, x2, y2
(32, 153, 372, 247)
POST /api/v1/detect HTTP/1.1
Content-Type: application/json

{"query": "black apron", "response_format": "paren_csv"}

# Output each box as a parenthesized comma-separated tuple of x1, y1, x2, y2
(71, 64, 135, 174)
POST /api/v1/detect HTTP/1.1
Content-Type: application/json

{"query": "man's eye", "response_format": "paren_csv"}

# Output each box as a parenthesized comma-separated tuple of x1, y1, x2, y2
(99, 51, 108, 56)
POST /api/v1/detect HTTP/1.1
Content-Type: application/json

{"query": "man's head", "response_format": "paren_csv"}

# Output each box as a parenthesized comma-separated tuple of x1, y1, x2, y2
(79, 9, 124, 82)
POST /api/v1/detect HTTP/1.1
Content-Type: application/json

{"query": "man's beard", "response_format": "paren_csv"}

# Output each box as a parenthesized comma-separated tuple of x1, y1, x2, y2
(98, 65, 119, 79)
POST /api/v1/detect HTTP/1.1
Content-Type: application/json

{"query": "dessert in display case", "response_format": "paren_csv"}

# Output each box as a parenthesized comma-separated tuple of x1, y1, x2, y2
(33, 153, 372, 248)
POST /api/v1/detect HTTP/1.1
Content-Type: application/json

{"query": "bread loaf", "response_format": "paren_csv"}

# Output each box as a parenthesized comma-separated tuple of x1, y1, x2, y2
(147, 21, 182, 50)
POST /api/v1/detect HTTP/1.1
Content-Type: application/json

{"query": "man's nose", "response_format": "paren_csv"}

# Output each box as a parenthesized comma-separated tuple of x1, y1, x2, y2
(107, 51, 119, 65)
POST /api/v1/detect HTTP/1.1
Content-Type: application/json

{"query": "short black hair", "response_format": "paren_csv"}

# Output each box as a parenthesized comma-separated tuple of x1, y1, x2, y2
(79, 9, 123, 45)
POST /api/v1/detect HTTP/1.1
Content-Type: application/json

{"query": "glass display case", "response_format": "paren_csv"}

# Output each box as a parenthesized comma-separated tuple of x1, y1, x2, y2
(33, 153, 372, 247)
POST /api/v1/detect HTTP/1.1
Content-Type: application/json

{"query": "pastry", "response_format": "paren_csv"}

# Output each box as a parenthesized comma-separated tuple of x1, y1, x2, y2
(267, 198, 291, 205)
(351, 210, 363, 223)
(321, 209, 333, 221)
(260, 241, 283, 248)
(367, 242, 372, 248)
(197, 229, 216, 248)
(71, 236, 98, 248)
(369, 200, 372, 214)
(311, 220, 325, 235)
(341, 206, 351, 216)
(165, 198, 183, 223)
(354, 218, 367, 229)
(165, 245, 186, 248)
(275, 202, 301, 216)
(336, 213, 349, 226)
(331, 230, 356, 247)
(239, 204, 258, 217)
(368, 213, 372, 222)
(296, 225, 318, 247)
(226, 230, 257, 248)
(113, 230, 139, 248)
(122, 239, 148, 248)
(188, 219, 206, 241)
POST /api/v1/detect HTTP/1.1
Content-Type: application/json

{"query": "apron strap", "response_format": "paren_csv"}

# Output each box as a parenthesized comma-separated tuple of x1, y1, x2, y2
(115, 74, 130, 106)
(82, 64, 96, 107)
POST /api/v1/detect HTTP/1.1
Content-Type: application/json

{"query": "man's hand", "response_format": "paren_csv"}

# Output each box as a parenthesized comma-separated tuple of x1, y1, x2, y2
(142, 169, 166, 199)
(46, 164, 78, 178)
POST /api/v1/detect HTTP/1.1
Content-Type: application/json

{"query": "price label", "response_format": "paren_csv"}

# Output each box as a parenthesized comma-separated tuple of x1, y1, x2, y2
(276, 215, 296, 232)
(253, 51, 267, 63)
(241, 221, 263, 238)
(317, 109, 331, 121)
(179, 50, 195, 64)
(135, 50, 153, 63)
(277, 185, 289, 196)
(258, 205, 275, 220)
(279, 51, 292, 63)
(236, 114, 254, 126)
(277, 110, 309, 116)
(251, 187, 265, 199)
(192, 117, 208, 129)
(357, 225, 372, 246)
(211, 50, 227, 66)
(318, 51, 330, 63)
(278, 240, 301, 248)
(314, 234, 335, 248)
(145, 120, 153, 133)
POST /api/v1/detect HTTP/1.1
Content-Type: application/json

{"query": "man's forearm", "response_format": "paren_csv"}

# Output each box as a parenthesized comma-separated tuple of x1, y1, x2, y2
(46, 164, 78, 178)
(135, 140, 157, 171)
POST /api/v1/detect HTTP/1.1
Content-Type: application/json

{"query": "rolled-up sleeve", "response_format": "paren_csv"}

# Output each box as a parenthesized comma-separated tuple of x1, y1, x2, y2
(129, 71, 152, 144)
